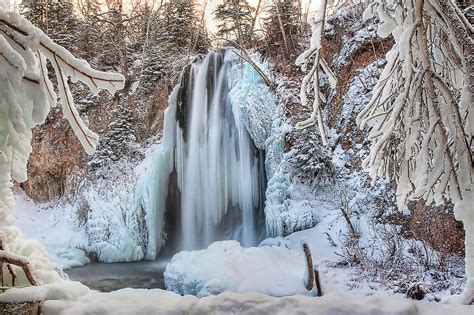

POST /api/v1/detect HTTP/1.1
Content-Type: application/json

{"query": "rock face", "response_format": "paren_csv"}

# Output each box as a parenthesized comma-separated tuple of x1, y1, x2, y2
(22, 109, 86, 203)
(20, 76, 172, 203)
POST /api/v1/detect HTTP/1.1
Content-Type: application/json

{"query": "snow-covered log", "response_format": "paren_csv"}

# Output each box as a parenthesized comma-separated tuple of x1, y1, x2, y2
(357, 0, 473, 302)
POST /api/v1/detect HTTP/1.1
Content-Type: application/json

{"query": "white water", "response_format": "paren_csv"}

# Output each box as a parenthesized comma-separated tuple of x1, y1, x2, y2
(138, 50, 267, 258)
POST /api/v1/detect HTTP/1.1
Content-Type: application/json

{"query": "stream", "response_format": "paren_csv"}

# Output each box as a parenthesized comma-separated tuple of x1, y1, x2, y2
(65, 260, 168, 292)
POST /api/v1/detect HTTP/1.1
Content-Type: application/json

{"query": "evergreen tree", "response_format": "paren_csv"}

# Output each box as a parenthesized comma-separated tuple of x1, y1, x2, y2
(139, 1, 211, 91)
(159, 0, 210, 53)
(20, 0, 78, 51)
(75, 0, 103, 63)
(89, 104, 136, 169)
(262, 0, 301, 58)
(214, 0, 255, 47)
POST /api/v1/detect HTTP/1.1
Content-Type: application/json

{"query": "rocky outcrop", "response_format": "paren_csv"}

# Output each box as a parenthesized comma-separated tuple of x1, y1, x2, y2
(20, 76, 172, 203)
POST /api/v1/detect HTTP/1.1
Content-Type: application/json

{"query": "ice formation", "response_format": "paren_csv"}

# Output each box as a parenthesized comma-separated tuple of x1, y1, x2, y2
(11, 48, 288, 265)
(136, 49, 282, 259)
(164, 240, 312, 297)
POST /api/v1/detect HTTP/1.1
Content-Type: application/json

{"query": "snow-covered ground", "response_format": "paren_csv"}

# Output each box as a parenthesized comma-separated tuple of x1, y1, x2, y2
(0, 282, 472, 315)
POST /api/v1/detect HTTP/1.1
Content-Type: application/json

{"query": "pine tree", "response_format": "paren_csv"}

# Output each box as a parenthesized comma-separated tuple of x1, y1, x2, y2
(75, 0, 103, 63)
(89, 104, 136, 169)
(139, 1, 211, 91)
(214, 0, 255, 47)
(262, 0, 301, 58)
(20, 0, 78, 51)
(159, 0, 210, 53)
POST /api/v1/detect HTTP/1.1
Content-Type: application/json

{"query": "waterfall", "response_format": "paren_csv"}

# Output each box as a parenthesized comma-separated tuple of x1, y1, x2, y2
(137, 49, 268, 259)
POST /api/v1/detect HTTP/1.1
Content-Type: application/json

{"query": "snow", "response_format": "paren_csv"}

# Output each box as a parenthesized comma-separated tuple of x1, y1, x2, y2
(0, 281, 89, 303)
(337, 59, 386, 127)
(328, 13, 379, 70)
(376, 5, 397, 38)
(164, 240, 313, 297)
(11, 155, 152, 266)
(11, 194, 89, 271)
(453, 190, 474, 301)
(1, 283, 472, 315)
(0, 226, 62, 285)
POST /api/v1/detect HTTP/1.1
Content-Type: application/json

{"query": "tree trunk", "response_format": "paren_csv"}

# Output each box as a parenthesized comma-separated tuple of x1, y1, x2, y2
(274, 0, 289, 56)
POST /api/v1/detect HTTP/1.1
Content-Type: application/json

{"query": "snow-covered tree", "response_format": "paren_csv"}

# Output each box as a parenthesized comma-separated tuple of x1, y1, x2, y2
(89, 104, 136, 169)
(355, 0, 473, 303)
(20, 0, 78, 51)
(160, 0, 210, 53)
(0, 4, 124, 283)
(214, 0, 255, 47)
(296, 0, 472, 302)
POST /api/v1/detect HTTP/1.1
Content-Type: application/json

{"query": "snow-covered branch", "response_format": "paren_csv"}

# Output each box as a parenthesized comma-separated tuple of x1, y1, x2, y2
(357, 0, 473, 300)
(0, 8, 125, 227)
(0, 233, 37, 287)
(295, 0, 337, 145)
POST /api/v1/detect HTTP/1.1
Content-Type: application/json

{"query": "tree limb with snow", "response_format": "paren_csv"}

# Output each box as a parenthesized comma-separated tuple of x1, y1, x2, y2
(0, 233, 37, 288)
(295, 0, 338, 145)
(0, 5, 124, 285)
(356, 0, 473, 303)
(0, 7, 125, 227)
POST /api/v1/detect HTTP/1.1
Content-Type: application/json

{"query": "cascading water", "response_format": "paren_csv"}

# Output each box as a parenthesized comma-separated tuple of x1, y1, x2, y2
(137, 49, 268, 259)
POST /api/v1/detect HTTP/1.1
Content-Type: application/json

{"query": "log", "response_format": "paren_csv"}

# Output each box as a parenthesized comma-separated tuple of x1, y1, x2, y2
(302, 242, 315, 291)
(314, 268, 323, 297)
(0, 301, 40, 315)
(303, 242, 323, 296)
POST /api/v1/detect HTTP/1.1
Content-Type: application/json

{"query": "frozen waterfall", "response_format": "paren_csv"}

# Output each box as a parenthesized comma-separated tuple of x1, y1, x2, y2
(137, 49, 272, 259)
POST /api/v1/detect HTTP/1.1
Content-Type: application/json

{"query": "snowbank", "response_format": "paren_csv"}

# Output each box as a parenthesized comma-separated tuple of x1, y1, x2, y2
(164, 240, 312, 297)
(0, 281, 89, 303)
(11, 194, 90, 270)
(1, 284, 471, 315)
(1, 226, 62, 285)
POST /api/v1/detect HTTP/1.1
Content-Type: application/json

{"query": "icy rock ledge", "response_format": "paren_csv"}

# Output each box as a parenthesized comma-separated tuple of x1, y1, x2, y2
(164, 240, 312, 298)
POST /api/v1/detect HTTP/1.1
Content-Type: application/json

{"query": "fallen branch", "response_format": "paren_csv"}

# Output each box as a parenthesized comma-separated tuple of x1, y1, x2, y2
(217, 37, 275, 90)
(303, 242, 315, 291)
(302, 241, 323, 296)
(340, 192, 356, 236)
(0, 234, 38, 288)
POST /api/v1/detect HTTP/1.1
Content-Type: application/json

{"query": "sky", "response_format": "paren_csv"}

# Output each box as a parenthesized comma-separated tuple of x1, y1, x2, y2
(203, 0, 321, 33)
(9, 0, 322, 35)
